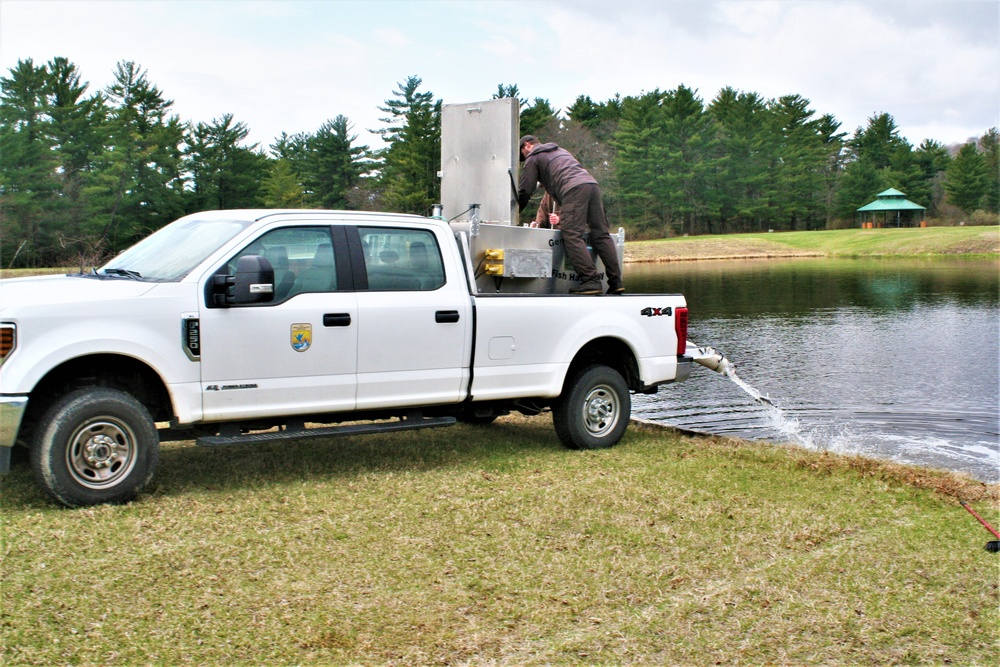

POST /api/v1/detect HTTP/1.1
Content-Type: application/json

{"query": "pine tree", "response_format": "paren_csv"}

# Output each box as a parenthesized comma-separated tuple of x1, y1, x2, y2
(184, 113, 268, 211)
(261, 159, 305, 208)
(270, 131, 311, 164)
(566, 94, 621, 142)
(708, 87, 772, 231)
(42, 57, 109, 266)
(840, 115, 899, 220)
(655, 85, 720, 235)
(492, 84, 526, 110)
(885, 145, 930, 209)
(842, 113, 945, 224)
(492, 86, 559, 137)
(0, 58, 59, 266)
(95, 61, 186, 249)
(611, 89, 668, 235)
(914, 139, 951, 215)
(849, 113, 906, 170)
(566, 95, 601, 128)
(767, 95, 834, 230)
(303, 115, 369, 209)
(978, 128, 1000, 213)
(835, 159, 886, 220)
(44, 58, 106, 179)
(519, 98, 559, 137)
(945, 142, 989, 214)
(373, 76, 441, 214)
(814, 113, 848, 228)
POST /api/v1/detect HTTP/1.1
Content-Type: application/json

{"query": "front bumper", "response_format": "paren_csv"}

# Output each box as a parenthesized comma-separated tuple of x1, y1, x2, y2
(0, 395, 28, 474)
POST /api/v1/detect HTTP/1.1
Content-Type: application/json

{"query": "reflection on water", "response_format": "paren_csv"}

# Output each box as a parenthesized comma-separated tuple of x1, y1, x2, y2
(629, 258, 1000, 483)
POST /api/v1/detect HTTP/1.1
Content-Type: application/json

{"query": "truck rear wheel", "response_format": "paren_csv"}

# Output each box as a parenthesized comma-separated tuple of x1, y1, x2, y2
(553, 364, 630, 450)
(30, 387, 160, 507)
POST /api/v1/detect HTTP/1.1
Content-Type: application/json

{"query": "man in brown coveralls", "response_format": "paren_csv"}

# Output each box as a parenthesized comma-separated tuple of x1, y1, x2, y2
(517, 135, 624, 295)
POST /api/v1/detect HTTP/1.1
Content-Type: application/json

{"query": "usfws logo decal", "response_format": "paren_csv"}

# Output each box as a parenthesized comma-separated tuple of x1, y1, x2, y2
(291, 323, 312, 352)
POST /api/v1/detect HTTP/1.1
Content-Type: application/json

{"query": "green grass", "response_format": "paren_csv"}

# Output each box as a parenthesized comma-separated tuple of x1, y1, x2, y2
(627, 226, 1000, 262)
(744, 226, 1000, 256)
(2, 416, 997, 666)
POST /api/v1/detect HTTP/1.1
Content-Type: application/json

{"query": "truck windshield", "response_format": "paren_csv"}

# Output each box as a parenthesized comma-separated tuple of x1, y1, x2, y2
(101, 216, 253, 282)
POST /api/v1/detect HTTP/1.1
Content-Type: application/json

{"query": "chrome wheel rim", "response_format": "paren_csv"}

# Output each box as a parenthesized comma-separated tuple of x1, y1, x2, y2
(582, 384, 620, 437)
(66, 418, 138, 489)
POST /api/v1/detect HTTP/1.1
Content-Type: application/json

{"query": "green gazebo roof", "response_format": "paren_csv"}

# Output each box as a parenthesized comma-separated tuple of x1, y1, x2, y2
(857, 188, 926, 212)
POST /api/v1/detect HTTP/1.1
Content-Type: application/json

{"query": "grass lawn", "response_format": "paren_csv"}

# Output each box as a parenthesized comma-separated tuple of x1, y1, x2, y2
(626, 226, 1000, 262)
(2, 415, 997, 666)
(2, 225, 997, 664)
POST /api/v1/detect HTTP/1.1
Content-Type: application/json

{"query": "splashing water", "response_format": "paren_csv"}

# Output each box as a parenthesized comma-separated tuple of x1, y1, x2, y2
(719, 363, 807, 443)
(665, 338, 998, 483)
(687, 344, 811, 448)
(699, 364, 997, 480)
(718, 363, 828, 448)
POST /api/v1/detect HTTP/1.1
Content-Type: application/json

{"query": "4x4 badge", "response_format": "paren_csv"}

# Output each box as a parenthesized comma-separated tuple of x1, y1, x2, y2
(291, 323, 312, 352)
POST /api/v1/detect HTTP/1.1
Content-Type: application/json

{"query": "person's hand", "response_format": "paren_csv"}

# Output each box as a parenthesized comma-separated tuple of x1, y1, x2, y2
(529, 221, 539, 228)
(549, 213, 560, 226)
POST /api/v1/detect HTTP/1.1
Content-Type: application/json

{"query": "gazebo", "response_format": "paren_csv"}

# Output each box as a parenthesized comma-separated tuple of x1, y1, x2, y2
(857, 188, 926, 228)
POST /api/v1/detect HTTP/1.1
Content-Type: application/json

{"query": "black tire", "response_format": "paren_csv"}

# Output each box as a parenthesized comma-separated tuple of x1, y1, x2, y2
(30, 387, 160, 507)
(552, 364, 631, 450)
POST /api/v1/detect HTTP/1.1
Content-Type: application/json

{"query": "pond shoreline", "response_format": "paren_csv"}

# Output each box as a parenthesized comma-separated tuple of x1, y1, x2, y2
(625, 250, 823, 263)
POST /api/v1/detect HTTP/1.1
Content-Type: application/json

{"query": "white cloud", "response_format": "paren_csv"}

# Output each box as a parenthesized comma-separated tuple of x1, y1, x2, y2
(719, 1, 785, 34)
(532, 0, 998, 144)
(373, 27, 414, 49)
(1, 0, 996, 149)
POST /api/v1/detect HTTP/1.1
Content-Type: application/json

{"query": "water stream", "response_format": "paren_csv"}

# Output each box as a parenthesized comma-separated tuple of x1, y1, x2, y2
(722, 364, 773, 406)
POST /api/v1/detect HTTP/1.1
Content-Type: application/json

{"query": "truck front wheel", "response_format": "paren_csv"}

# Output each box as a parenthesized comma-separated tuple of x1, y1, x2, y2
(553, 364, 631, 450)
(30, 388, 160, 507)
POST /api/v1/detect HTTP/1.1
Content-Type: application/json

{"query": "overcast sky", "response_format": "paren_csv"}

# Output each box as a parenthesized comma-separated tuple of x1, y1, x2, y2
(2, 0, 997, 152)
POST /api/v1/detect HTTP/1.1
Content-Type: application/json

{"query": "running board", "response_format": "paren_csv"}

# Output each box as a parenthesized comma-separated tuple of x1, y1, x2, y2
(196, 415, 457, 447)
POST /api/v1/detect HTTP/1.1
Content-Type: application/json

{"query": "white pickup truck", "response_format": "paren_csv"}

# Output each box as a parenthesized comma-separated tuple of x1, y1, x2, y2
(0, 209, 692, 506)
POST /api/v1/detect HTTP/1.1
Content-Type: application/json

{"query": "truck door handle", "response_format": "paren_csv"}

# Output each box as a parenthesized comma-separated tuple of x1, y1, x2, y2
(435, 310, 460, 323)
(323, 313, 352, 327)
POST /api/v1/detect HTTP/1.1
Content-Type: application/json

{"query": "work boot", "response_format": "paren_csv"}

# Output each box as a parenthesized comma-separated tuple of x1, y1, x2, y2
(606, 279, 625, 295)
(569, 279, 603, 295)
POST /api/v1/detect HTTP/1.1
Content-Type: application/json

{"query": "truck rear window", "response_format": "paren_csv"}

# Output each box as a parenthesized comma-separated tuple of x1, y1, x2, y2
(358, 227, 445, 291)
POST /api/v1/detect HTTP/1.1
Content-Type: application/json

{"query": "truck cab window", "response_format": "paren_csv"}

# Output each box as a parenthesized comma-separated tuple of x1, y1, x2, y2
(228, 227, 337, 301)
(359, 227, 445, 291)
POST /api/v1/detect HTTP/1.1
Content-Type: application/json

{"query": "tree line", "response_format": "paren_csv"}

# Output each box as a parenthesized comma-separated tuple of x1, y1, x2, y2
(1, 57, 997, 268)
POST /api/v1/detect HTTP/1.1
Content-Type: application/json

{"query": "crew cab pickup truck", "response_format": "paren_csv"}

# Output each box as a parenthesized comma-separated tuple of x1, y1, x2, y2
(0, 209, 691, 506)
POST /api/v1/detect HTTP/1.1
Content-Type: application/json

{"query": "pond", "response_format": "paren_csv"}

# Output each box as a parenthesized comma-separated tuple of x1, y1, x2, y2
(626, 257, 1000, 483)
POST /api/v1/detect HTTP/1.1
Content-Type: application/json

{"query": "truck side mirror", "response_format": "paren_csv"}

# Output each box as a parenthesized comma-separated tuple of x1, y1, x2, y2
(211, 255, 275, 306)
